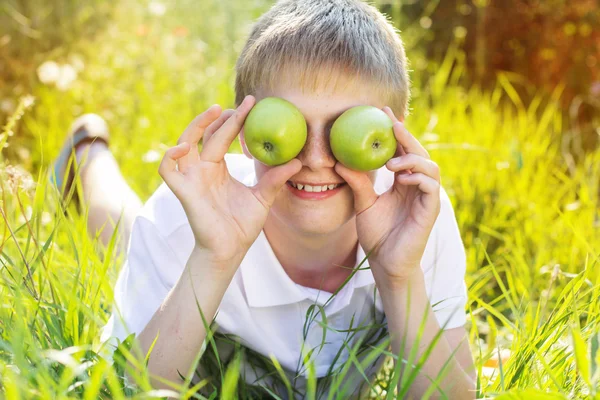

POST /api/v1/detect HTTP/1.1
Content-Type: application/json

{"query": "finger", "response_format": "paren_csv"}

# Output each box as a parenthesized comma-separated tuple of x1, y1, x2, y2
(178, 104, 222, 146)
(178, 105, 222, 171)
(203, 109, 236, 147)
(386, 154, 440, 182)
(395, 172, 441, 211)
(382, 106, 408, 157)
(158, 142, 191, 194)
(253, 158, 302, 207)
(334, 162, 378, 215)
(391, 121, 430, 159)
(201, 95, 255, 163)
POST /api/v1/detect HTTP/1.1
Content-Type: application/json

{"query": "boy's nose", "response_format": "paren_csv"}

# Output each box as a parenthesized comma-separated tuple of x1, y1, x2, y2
(296, 129, 336, 169)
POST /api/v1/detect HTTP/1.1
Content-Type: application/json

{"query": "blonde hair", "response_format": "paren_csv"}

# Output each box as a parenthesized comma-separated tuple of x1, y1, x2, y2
(234, 0, 411, 118)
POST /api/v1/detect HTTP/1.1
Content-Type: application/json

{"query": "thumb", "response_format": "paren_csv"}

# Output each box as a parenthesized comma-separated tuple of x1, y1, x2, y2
(334, 162, 378, 214)
(254, 158, 303, 206)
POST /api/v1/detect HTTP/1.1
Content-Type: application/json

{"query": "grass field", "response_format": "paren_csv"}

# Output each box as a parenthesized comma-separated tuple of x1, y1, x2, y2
(1, 1, 599, 398)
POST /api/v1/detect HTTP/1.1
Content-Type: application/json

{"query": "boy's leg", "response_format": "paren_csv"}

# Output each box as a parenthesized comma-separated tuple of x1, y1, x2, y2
(77, 142, 142, 255)
(54, 114, 143, 256)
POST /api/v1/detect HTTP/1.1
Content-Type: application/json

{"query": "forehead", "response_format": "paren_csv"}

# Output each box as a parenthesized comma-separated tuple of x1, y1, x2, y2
(254, 66, 389, 121)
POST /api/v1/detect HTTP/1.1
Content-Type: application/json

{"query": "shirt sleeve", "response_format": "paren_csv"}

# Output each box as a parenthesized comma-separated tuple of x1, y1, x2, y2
(425, 187, 469, 330)
(99, 215, 183, 361)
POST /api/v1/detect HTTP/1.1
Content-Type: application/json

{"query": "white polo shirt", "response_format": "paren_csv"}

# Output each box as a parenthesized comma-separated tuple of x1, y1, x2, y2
(100, 153, 468, 397)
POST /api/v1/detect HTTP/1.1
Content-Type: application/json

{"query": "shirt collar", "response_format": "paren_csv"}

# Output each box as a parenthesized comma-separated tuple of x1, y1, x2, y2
(238, 168, 385, 309)
(240, 230, 375, 308)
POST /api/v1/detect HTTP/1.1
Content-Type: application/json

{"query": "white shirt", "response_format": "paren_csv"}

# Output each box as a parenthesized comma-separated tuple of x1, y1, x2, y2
(100, 153, 468, 398)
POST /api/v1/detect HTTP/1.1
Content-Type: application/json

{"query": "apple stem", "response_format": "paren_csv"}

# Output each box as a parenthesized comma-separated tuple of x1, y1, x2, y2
(264, 142, 273, 152)
(372, 141, 380, 149)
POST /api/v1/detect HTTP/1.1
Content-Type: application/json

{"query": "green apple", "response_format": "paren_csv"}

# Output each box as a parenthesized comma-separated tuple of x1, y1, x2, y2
(243, 97, 307, 166)
(329, 105, 397, 171)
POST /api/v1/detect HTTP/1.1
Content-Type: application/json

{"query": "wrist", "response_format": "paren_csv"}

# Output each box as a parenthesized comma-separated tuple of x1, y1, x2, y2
(188, 245, 245, 278)
(372, 264, 425, 292)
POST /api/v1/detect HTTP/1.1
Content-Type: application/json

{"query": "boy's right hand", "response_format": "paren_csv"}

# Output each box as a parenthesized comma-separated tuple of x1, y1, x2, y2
(159, 95, 302, 269)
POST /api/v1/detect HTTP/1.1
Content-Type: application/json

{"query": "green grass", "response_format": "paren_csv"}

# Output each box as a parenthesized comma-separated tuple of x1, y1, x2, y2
(1, 1, 600, 398)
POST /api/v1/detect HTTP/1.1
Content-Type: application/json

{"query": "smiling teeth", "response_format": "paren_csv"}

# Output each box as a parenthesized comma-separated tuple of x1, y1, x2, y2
(290, 182, 340, 192)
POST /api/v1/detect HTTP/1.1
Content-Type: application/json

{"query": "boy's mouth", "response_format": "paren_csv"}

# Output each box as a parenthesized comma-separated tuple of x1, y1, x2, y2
(286, 181, 346, 193)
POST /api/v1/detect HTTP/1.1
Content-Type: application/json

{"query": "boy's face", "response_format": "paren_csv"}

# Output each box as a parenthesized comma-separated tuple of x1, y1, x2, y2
(242, 74, 388, 237)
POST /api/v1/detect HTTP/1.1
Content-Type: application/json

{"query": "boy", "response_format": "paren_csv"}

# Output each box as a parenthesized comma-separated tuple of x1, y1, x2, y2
(54, 0, 475, 397)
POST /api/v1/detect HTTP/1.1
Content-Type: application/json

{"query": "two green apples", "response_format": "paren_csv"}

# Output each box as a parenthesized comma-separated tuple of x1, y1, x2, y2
(243, 97, 397, 171)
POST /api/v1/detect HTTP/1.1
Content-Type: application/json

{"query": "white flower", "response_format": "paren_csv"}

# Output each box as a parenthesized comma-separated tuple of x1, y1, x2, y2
(194, 40, 208, 53)
(37, 61, 78, 90)
(496, 161, 510, 170)
(41, 212, 52, 226)
(420, 16, 432, 29)
(56, 64, 78, 91)
(37, 61, 61, 85)
(206, 66, 217, 77)
(142, 149, 161, 163)
(148, 1, 166, 16)
(453, 26, 468, 39)
(5, 164, 35, 193)
(68, 54, 85, 72)
(138, 116, 150, 129)
(22, 95, 35, 108)
(0, 99, 15, 113)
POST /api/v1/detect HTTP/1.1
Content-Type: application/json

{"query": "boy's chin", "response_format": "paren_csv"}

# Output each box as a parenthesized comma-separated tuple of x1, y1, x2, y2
(290, 220, 348, 237)
(277, 208, 356, 237)
(268, 188, 356, 235)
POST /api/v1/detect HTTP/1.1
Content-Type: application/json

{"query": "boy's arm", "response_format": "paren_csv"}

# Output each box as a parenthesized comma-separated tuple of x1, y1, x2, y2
(374, 188, 475, 399)
(123, 99, 300, 389)
(375, 270, 476, 400)
(129, 246, 242, 389)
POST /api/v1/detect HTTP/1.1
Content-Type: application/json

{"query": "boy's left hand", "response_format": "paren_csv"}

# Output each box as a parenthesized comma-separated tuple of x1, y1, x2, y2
(334, 106, 441, 284)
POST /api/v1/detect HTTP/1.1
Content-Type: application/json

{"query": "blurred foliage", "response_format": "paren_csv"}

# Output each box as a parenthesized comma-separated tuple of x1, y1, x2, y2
(0, 0, 115, 165)
(388, 0, 600, 153)
(0, 0, 116, 99)
(0, 0, 271, 184)
(5, 0, 598, 166)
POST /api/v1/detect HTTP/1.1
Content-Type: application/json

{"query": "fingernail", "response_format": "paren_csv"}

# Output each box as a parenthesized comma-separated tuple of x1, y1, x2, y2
(389, 157, 402, 166)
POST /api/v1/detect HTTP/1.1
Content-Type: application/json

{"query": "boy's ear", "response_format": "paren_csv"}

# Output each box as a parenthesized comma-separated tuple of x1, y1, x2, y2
(239, 128, 253, 159)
